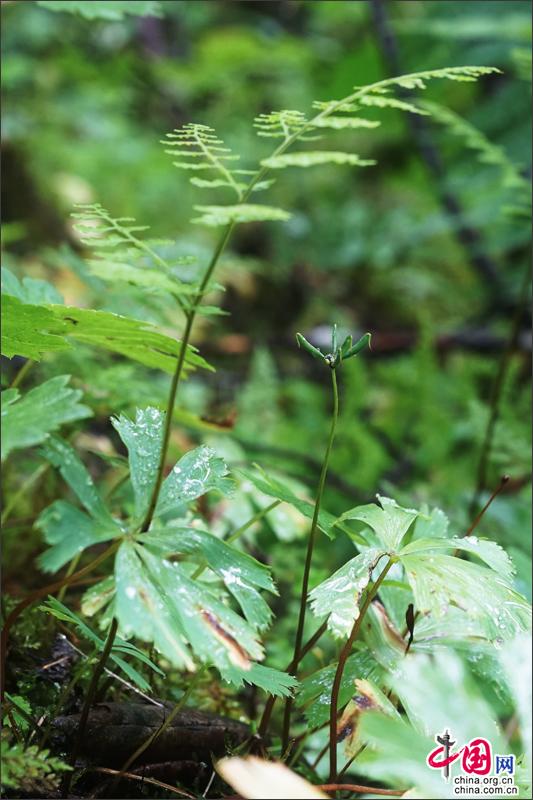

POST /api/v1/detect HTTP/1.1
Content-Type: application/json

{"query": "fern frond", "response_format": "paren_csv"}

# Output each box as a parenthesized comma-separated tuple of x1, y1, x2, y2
(161, 123, 244, 198)
(192, 204, 291, 227)
(421, 100, 528, 189)
(261, 152, 375, 170)
(253, 110, 320, 142)
(71, 203, 196, 303)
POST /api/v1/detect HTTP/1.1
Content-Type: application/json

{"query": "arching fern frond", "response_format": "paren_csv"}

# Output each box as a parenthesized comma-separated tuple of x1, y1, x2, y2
(161, 123, 245, 199)
(192, 204, 291, 227)
(421, 100, 528, 189)
(71, 203, 196, 303)
(252, 66, 500, 173)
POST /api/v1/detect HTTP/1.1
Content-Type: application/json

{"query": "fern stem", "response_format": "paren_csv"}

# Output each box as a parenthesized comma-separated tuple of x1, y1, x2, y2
(282, 368, 339, 752)
(328, 556, 394, 783)
(63, 617, 118, 796)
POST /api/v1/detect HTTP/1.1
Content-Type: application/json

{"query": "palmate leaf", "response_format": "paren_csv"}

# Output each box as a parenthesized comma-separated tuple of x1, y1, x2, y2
(237, 465, 342, 540)
(40, 436, 116, 525)
(337, 495, 420, 550)
(37, 1, 163, 20)
(40, 597, 163, 692)
(1, 295, 70, 360)
(192, 204, 291, 227)
(221, 663, 298, 698)
(1, 266, 63, 305)
(309, 548, 386, 638)
(36, 501, 119, 573)
(1, 376, 91, 460)
(115, 541, 264, 674)
(37, 437, 122, 571)
(139, 526, 275, 631)
(400, 535, 516, 582)
(112, 407, 234, 522)
(400, 553, 531, 641)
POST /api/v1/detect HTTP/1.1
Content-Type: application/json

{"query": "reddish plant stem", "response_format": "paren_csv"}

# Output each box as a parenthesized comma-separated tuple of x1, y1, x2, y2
(329, 557, 394, 783)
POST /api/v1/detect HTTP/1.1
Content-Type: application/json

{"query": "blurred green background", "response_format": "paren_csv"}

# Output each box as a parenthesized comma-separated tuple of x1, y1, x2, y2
(2, 0, 531, 600)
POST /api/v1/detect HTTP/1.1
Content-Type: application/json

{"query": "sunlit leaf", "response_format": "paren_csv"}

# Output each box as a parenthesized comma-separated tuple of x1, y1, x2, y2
(400, 535, 515, 582)
(217, 757, 328, 800)
(1, 295, 70, 360)
(156, 444, 234, 517)
(192, 204, 291, 227)
(37, 1, 163, 20)
(261, 152, 375, 169)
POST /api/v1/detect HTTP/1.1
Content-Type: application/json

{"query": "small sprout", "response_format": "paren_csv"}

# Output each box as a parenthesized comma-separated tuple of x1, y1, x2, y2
(296, 328, 371, 369)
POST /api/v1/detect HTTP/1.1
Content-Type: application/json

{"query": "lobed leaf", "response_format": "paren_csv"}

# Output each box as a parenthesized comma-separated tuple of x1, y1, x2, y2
(156, 444, 235, 517)
(1, 376, 91, 461)
(308, 548, 387, 638)
(337, 495, 420, 551)
(1, 295, 70, 360)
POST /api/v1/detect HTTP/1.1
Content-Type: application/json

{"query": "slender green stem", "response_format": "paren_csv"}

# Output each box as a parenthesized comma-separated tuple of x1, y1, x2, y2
(1, 463, 49, 526)
(226, 500, 281, 544)
(328, 556, 394, 783)
(138, 71, 382, 534)
(281, 368, 339, 751)
(257, 621, 328, 738)
(63, 618, 118, 796)
(9, 359, 33, 389)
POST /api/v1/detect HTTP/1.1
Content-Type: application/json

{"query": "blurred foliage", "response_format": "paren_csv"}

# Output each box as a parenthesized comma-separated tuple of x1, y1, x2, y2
(1, 1, 531, 797)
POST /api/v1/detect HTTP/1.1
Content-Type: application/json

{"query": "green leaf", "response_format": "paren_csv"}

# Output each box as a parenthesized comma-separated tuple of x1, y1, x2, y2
(1, 376, 91, 461)
(36, 501, 119, 572)
(308, 548, 386, 638)
(115, 542, 266, 675)
(222, 663, 298, 697)
(359, 94, 429, 115)
(337, 495, 420, 551)
(1, 295, 70, 360)
(296, 649, 382, 727)
(40, 436, 116, 525)
(162, 124, 243, 198)
(87, 260, 196, 297)
(238, 466, 341, 540)
(192, 204, 291, 227)
(156, 444, 235, 517)
(313, 116, 381, 129)
(36, 1, 162, 20)
(499, 635, 532, 772)
(261, 152, 376, 169)
(400, 552, 531, 641)
(81, 576, 116, 617)
(295, 332, 324, 361)
(400, 535, 515, 582)
(115, 541, 195, 671)
(339, 678, 400, 758)
(51, 306, 211, 375)
(141, 526, 275, 630)
(111, 407, 165, 520)
(1, 267, 63, 305)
